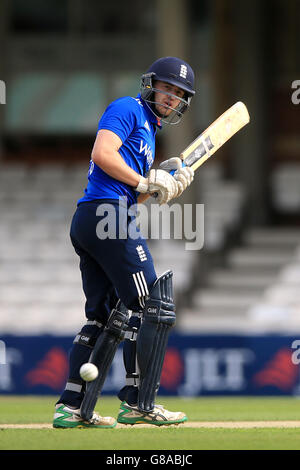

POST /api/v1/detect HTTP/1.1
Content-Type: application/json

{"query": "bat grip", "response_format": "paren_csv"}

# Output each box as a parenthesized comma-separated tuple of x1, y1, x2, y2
(169, 161, 187, 176)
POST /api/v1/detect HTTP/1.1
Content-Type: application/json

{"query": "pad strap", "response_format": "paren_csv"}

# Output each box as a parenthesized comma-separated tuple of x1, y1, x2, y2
(124, 326, 138, 341)
(73, 320, 104, 348)
(126, 373, 140, 387)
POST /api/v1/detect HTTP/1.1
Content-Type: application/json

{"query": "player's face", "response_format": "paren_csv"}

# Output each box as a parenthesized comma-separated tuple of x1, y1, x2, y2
(153, 81, 185, 117)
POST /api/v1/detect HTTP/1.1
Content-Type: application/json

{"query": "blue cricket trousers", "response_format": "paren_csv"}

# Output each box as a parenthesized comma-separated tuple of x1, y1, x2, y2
(70, 199, 157, 323)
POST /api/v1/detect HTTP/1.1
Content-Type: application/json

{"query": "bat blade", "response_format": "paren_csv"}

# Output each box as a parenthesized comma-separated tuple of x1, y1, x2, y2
(181, 101, 250, 171)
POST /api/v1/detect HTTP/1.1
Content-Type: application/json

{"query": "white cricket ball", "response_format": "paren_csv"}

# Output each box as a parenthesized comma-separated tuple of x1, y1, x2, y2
(80, 363, 98, 382)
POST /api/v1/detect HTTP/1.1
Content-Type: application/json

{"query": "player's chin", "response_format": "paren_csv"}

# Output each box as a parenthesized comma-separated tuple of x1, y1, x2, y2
(155, 104, 173, 117)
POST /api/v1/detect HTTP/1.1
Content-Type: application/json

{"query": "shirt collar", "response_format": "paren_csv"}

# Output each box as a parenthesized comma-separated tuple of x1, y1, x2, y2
(136, 94, 162, 129)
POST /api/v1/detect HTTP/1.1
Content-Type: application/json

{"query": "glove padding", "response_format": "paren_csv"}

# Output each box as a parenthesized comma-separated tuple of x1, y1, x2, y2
(159, 157, 194, 199)
(135, 169, 178, 205)
(159, 157, 183, 173)
(173, 166, 194, 197)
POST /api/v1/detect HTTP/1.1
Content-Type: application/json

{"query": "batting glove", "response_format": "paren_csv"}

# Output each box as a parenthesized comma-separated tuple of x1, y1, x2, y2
(159, 157, 194, 199)
(135, 169, 178, 205)
(173, 166, 194, 197)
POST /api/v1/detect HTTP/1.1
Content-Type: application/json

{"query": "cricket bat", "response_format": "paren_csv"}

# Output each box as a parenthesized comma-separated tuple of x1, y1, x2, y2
(177, 101, 250, 172)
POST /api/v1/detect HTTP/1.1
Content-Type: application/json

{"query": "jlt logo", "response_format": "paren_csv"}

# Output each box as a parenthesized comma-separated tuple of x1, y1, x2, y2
(0, 340, 6, 364)
(0, 80, 6, 104)
(0, 346, 23, 391)
(178, 348, 255, 395)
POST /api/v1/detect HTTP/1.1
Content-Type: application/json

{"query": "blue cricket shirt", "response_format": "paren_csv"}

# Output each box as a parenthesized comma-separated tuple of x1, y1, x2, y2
(78, 94, 162, 207)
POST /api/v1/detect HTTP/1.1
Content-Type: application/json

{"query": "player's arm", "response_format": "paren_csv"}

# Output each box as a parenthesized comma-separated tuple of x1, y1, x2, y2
(92, 129, 178, 205)
(91, 129, 142, 187)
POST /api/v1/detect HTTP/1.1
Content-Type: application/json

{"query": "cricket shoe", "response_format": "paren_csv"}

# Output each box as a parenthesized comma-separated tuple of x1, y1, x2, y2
(117, 401, 187, 426)
(53, 403, 117, 429)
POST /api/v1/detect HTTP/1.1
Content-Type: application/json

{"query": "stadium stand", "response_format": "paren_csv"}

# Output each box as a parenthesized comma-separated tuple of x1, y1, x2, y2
(0, 161, 246, 335)
(3, 162, 299, 336)
(179, 226, 300, 333)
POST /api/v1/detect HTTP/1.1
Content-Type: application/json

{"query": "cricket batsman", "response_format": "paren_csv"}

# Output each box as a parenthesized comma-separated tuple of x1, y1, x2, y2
(53, 57, 195, 428)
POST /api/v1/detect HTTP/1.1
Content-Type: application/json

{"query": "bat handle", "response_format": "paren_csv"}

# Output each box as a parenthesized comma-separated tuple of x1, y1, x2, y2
(169, 160, 187, 176)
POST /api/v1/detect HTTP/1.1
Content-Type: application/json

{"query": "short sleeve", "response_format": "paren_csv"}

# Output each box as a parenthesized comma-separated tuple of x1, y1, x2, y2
(97, 97, 138, 143)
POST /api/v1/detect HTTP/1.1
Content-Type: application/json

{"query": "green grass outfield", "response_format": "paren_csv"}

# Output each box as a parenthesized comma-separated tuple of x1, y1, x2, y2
(1, 396, 300, 450)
